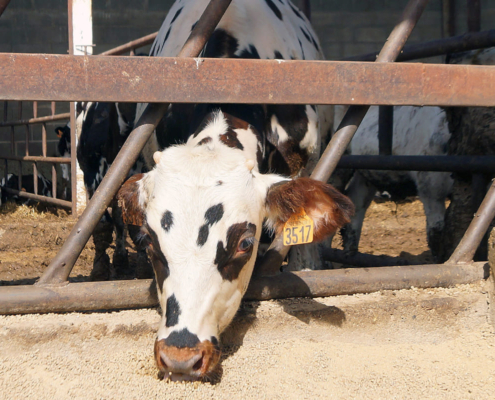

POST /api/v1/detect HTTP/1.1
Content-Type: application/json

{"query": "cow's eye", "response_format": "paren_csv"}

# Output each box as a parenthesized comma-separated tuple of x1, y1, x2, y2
(237, 237, 255, 254)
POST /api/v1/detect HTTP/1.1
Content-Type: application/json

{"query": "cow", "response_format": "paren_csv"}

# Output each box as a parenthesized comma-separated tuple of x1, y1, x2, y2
(0, 173, 52, 206)
(57, 102, 152, 280)
(55, 123, 71, 201)
(116, 0, 354, 381)
(439, 47, 495, 261)
(330, 105, 453, 261)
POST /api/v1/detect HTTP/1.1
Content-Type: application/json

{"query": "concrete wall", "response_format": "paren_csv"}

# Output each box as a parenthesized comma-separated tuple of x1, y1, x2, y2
(0, 0, 494, 189)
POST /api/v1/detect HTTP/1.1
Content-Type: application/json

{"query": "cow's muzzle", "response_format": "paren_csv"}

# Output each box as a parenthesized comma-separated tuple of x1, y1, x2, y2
(154, 338, 221, 381)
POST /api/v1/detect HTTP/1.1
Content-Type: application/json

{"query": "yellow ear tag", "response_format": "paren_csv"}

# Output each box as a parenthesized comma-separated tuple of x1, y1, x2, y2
(283, 209, 314, 246)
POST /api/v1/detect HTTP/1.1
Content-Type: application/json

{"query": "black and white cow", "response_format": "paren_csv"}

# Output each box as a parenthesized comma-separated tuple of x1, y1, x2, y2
(58, 102, 151, 280)
(0, 173, 52, 206)
(332, 105, 453, 260)
(116, 0, 353, 381)
(55, 124, 71, 201)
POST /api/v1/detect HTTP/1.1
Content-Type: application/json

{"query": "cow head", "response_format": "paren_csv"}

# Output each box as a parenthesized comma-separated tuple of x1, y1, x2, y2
(117, 111, 353, 381)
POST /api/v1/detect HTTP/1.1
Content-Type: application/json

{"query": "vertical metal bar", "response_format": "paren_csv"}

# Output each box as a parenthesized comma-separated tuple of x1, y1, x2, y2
(33, 101, 38, 119)
(467, 0, 481, 33)
(42, 123, 47, 157)
(18, 161, 22, 191)
(17, 101, 22, 120)
(442, 0, 456, 37)
(24, 125, 29, 156)
(378, 106, 394, 155)
(52, 164, 57, 199)
(301, 0, 311, 21)
(130, 48, 135, 56)
(258, 0, 431, 275)
(33, 163, 38, 195)
(10, 126, 14, 155)
(51, 102, 56, 116)
(70, 102, 77, 215)
(448, 180, 495, 264)
(3, 101, 7, 122)
(37, 0, 234, 285)
(4, 159, 7, 183)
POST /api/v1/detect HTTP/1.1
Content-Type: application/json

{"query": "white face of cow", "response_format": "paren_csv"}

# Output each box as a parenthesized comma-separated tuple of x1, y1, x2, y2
(117, 111, 354, 380)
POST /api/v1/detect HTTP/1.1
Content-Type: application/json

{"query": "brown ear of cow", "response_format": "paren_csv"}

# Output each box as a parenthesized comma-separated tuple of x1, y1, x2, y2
(116, 174, 146, 226)
(56, 129, 63, 138)
(265, 177, 355, 242)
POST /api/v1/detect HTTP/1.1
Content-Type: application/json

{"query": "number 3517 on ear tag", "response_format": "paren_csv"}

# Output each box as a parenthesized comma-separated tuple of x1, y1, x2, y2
(283, 209, 314, 246)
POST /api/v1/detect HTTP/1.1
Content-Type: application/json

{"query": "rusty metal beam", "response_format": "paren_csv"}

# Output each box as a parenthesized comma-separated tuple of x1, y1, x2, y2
(36, 0, 234, 285)
(343, 29, 495, 62)
(0, 113, 70, 127)
(99, 32, 158, 56)
(0, 155, 70, 164)
(1, 54, 495, 106)
(2, 187, 72, 208)
(0, 262, 487, 314)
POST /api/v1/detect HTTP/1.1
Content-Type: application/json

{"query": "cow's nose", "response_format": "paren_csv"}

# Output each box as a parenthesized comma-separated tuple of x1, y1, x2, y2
(154, 337, 221, 379)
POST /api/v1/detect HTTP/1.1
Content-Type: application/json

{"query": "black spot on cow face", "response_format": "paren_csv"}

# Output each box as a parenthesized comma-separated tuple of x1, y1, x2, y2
(274, 50, 284, 59)
(203, 29, 239, 58)
(219, 130, 244, 150)
(298, 38, 305, 59)
(197, 204, 224, 246)
(165, 294, 181, 327)
(164, 328, 200, 349)
(300, 27, 320, 52)
(197, 136, 212, 146)
(161, 210, 174, 232)
(145, 225, 170, 292)
(265, 0, 283, 20)
(164, 26, 172, 43)
(215, 222, 257, 281)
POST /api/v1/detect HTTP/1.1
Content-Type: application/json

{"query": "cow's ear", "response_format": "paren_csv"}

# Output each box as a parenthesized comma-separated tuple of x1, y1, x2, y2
(116, 173, 150, 226)
(264, 177, 354, 241)
(56, 128, 64, 138)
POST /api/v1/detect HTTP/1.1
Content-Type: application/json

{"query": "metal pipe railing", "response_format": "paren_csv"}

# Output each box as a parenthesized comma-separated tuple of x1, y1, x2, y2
(448, 180, 495, 264)
(37, 0, 234, 286)
(342, 29, 495, 62)
(0, 262, 487, 314)
(257, 0, 431, 276)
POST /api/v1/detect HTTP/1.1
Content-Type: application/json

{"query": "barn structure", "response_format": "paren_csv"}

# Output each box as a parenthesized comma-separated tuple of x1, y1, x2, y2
(0, 0, 495, 315)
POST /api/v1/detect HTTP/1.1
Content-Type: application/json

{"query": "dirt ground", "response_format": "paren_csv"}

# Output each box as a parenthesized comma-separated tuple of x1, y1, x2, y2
(1, 198, 494, 399)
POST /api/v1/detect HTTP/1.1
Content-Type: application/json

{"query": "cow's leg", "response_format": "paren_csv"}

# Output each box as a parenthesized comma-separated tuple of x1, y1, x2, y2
(112, 204, 130, 278)
(90, 214, 113, 281)
(341, 172, 376, 254)
(414, 171, 452, 260)
(128, 225, 153, 279)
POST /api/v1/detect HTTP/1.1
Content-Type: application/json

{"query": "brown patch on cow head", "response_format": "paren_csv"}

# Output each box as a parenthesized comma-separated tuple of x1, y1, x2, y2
(116, 173, 146, 226)
(219, 129, 244, 150)
(154, 338, 221, 378)
(197, 136, 212, 146)
(265, 177, 355, 241)
(224, 113, 250, 131)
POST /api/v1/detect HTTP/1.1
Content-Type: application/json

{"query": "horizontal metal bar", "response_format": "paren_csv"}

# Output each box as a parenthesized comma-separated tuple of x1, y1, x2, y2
(1, 54, 495, 106)
(337, 155, 495, 173)
(343, 29, 495, 62)
(99, 32, 158, 56)
(3, 187, 72, 208)
(0, 112, 70, 127)
(0, 262, 487, 314)
(0, 155, 70, 163)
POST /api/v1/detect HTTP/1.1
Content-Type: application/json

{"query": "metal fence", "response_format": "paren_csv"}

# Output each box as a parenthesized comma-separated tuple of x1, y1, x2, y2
(0, 0, 494, 314)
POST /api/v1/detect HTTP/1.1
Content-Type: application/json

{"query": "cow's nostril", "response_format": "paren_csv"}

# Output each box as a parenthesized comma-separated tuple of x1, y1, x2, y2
(192, 355, 203, 371)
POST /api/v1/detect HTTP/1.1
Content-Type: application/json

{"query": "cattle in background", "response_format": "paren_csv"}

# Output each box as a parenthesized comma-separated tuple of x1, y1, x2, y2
(59, 102, 151, 281)
(440, 48, 495, 261)
(0, 173, 52, 206)
(55, 123, 71, 201)
(331, 105, 452, 261)
(117, 0, 353, 381)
